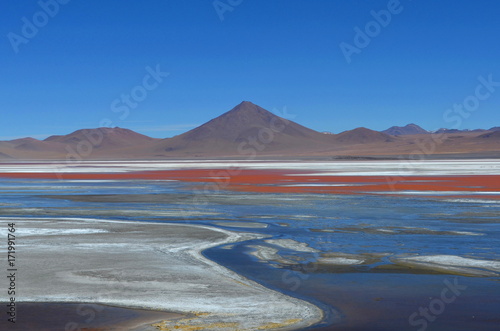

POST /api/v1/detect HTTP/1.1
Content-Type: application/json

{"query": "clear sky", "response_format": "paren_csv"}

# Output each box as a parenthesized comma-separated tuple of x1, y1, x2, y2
(1, 0, 499, 139)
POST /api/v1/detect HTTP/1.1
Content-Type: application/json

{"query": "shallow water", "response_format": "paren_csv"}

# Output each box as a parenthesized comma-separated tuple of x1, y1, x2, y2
(0, 174, 499, 330)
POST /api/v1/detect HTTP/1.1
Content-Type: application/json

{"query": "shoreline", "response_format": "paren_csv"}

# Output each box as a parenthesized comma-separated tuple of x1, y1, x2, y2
(0, 161, 499, 201)
(2, 217, 324, 330)
(0, 302, 185, 331)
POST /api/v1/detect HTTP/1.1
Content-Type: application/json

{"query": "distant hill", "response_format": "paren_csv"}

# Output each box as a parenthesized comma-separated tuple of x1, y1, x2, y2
(0, 128, 159, 160)
(8, 137, 65, 152)
(45, 127, 156, 149)
(434, 128, 486, 134)
(334, 127, 395, 144)
(434, 128, 462, 134)
(0, 137, 65, 159)
(382, 124, 428, 136)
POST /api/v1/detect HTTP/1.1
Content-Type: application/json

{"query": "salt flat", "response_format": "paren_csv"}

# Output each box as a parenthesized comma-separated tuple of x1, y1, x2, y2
(391, 255, 500, 277)
(4, 217, 323, 330)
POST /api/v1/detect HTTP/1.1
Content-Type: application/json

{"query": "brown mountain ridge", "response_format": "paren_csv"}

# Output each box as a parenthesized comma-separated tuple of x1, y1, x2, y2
(0, 101, 498, 159)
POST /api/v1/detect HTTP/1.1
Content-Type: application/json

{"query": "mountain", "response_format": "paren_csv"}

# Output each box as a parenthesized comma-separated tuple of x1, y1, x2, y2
(0, 128, 159, 160)
(434, 128, 486, 134)
(0, 101, 498, 159)
(0, 137, 65, 159)
(434, 128, 461, 134)
(151, 101, 336, 156)
(45, 127, 156, 149)
(382, 124, 428, 136)
(334, 127, 395, 144)
(9, 137, 65, 152)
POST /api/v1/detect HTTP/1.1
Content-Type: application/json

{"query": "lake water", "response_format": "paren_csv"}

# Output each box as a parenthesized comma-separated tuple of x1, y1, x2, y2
(0, 161, 498, 330)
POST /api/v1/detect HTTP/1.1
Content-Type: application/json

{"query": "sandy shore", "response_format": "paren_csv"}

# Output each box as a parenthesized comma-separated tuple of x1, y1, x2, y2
(2, 217, 323, 330)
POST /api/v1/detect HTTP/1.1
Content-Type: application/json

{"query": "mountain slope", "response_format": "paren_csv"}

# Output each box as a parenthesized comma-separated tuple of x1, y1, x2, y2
(45, 127, 156, 149)
(382, 124, 428, 136)
(0, 150, 13, 159)
(0, 128, 159, 159)
(9, 137, 66, 152)
(0, 138, 67, 159)
(334, 127, 395, 145)
(477, 130, 500, 140)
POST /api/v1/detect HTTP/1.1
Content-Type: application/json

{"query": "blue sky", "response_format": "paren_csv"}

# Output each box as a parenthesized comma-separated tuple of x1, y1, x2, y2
(1, 0, 499, 139)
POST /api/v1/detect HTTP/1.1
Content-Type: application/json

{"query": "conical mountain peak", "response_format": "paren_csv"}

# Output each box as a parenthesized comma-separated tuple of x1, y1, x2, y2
(175, 101, 286, 142)
(222, 101, 275, 118)
(154, 101, 334, 154)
